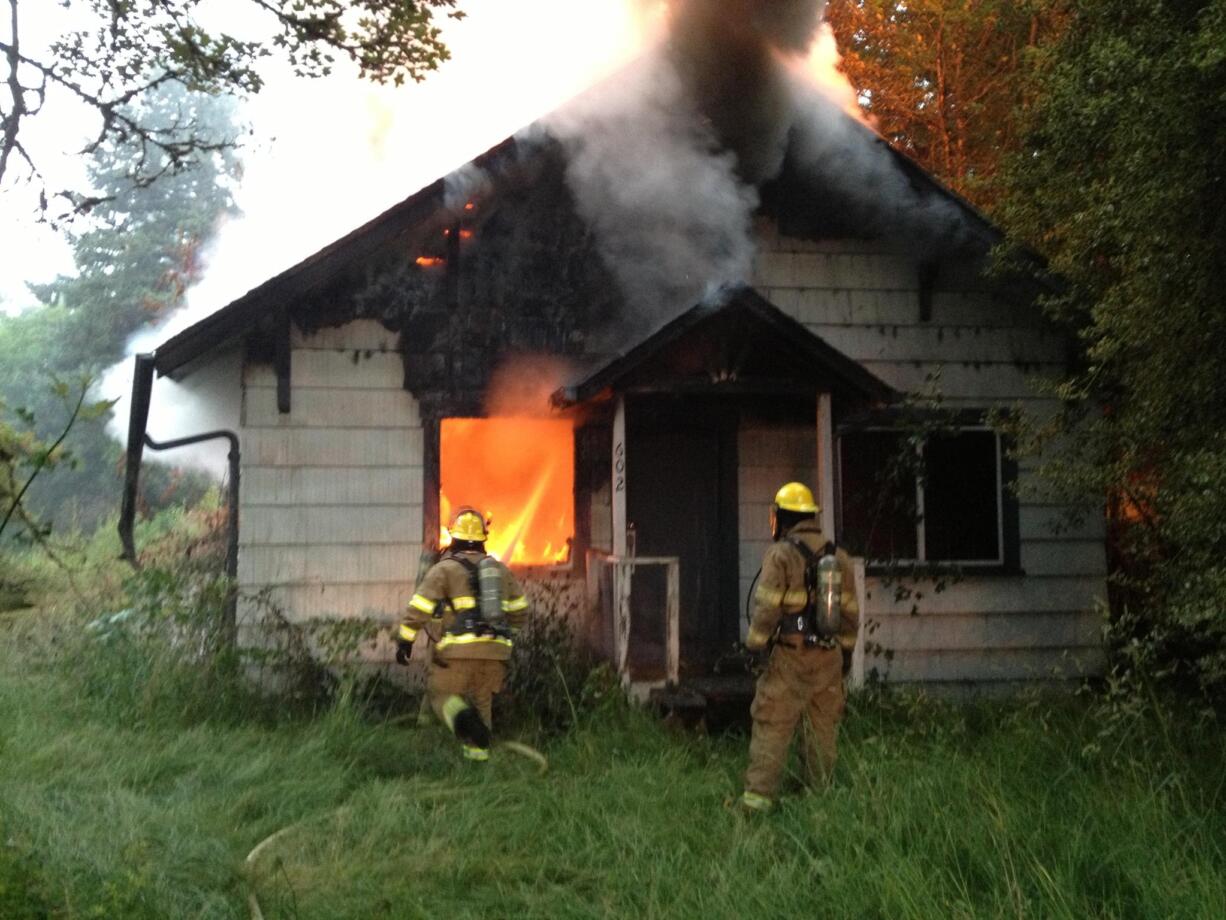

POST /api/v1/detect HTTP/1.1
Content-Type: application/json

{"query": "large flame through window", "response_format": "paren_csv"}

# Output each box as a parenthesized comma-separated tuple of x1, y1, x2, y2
(439, 417, 574, 566)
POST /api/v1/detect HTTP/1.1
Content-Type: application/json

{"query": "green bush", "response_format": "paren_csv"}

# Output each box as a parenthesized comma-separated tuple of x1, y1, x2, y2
(501, 609, 600, 738)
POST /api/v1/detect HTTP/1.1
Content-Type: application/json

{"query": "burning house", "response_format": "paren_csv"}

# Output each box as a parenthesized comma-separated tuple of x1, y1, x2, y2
(118, 4, 1106, 696)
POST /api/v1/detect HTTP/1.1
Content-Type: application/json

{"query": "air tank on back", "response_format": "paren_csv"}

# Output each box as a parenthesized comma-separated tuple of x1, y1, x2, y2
(816, 549, 842, 637)
(477, 555, 504, 625)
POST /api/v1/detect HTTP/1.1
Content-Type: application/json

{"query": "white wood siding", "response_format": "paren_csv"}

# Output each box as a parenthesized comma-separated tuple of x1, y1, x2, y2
(236, 319, 421, 628)
(752, 225, 1107, 686)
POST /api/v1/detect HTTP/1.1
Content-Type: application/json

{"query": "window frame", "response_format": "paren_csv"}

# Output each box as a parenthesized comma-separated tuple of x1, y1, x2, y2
(836, 411, 1021, 574)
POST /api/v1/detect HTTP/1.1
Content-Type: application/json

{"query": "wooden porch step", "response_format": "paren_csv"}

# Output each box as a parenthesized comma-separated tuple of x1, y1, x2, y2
(648, 674, 757, 732)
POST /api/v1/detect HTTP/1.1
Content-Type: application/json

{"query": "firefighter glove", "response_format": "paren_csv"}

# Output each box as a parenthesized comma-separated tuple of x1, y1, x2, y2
(395, 637, 413, 665)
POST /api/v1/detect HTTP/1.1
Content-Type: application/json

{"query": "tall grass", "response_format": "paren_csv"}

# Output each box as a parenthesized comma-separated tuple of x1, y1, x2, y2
(1, 510, 1224, 917)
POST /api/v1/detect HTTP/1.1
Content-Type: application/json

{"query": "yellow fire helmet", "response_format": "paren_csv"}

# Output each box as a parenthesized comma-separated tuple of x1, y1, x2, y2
(449, 507, 489, 543)
(774, 481, 819, 513)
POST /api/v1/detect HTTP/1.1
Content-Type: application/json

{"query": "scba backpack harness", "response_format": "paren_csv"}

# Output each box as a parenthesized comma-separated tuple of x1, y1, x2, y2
(445, 552, 512, 640)
(776, 539, 843, 648)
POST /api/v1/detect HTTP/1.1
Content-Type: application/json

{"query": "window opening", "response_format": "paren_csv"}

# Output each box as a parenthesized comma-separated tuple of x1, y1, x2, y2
(439, 417, 574, 565)
(838, 426, 1004, 565)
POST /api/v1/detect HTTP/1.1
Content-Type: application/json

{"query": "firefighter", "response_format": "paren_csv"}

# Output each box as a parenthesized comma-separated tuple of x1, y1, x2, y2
(396, 507, 530, 761)
(736, 482, 859, 813)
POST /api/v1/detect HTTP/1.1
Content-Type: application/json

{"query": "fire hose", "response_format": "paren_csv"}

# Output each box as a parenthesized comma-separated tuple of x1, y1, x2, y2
(244, 740, 549, 919)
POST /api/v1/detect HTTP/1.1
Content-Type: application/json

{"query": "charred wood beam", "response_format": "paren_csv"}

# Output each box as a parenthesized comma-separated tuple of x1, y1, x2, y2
(422, 416, 440, 548)
(445, 217, 461, 311)
(275, 307, 292, 414)
(620, 380, 825, 397)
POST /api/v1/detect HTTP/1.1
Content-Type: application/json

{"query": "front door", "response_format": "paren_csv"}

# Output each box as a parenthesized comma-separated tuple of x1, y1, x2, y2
(626, 398, 739, 676)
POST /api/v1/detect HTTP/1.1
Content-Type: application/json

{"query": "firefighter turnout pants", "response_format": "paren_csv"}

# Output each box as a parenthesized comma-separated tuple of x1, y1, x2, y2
(744, 644, 845, 800)
(427, 657, 506, 731)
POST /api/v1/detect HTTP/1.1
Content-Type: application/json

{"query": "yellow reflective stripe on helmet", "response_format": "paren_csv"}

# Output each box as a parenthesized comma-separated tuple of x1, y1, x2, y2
(451, 595, 477, 611)
(755, 585, 809, 608)
(436, 633, 514, 649)
(398, 623, 417, 642)
(409, 594, 437, 615)
(502, 595, 529, 613)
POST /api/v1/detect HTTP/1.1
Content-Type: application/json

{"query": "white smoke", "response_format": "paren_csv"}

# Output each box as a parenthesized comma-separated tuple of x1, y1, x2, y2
(540, 2, 971, 331)
(544, 51, 760, 330)
(95, 0, 656, 475)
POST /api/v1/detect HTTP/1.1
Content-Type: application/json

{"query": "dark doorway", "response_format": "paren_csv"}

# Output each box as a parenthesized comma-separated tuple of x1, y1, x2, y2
(626, 397, 739, 676)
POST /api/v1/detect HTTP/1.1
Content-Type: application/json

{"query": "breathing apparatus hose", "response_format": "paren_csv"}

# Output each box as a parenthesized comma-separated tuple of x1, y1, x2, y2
(745, 567, 761, 626)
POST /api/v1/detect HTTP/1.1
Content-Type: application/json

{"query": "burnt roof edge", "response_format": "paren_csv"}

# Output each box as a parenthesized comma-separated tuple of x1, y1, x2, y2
(151, 134, 523, 378)
(149, 104, 1051, 379)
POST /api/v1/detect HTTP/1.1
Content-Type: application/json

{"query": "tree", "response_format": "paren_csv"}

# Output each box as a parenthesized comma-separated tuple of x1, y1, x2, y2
(998, 0, 1226, 701)
(29, 87, 241, 362)
(0, 85, 240, 532)
(1, 0, 461, 218)
(1, 376, 113, 544)
(826, 0, 1067, 208)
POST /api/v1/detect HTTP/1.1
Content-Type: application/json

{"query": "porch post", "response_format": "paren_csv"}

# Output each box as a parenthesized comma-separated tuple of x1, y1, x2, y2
(849, 559, 867, 689)
(612, 396, 627, 556)
(816, 392, 836, 536)
(611, 396, 631, 685)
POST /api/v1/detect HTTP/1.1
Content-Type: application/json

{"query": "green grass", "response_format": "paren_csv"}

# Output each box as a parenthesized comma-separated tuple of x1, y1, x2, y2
(3, 636, 1224, 918)
(1, 558, 1224, 918)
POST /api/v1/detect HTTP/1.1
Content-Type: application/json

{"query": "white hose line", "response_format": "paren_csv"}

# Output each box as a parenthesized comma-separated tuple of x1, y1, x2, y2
(243, 742, 546, 918)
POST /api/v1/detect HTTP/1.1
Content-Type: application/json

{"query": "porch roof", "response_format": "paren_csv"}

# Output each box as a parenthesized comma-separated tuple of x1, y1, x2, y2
(551, 285, 898, 407)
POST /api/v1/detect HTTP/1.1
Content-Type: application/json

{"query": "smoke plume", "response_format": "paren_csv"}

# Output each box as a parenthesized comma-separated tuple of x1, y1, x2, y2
(543, 52, 759, 331)
(545, 0, 969, 330)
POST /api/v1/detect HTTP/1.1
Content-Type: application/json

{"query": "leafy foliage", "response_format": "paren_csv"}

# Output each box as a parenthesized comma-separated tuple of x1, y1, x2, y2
(828, 0, 1068, 208)
(1, 0, 463, 217)
(0, 87, 238, 534)
(0, 376, 113, 555)
(997, 0, 1226, 702)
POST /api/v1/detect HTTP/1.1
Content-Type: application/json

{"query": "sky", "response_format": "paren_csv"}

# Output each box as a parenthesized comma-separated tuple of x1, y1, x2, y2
(2, 0, 867, 475)
(0, 0, 664, 317)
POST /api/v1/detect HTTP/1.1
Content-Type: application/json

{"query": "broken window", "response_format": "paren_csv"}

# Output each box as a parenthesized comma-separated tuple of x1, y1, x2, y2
(439, 417, 574, 566)
(839, 426, 1005, 565)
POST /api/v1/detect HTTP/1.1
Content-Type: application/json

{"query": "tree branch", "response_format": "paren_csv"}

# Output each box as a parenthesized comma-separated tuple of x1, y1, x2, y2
(1, 0, 24, 184)
(0, 381, 88, 540)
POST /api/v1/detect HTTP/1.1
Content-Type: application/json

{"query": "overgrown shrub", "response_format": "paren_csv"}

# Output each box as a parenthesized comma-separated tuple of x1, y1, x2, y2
(69, 564, 259, 726)
(242, 595, 397, 716)
(501, 609, 599, 736)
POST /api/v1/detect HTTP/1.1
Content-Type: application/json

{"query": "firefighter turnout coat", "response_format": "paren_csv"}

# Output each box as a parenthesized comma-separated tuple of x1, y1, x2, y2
(746, 520, 859, 655)
(400, 551, 530, 662)
(741, 520, 860, 806)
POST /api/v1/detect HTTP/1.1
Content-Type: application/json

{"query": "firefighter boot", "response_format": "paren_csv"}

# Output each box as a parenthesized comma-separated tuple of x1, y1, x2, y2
(442, 695, 491, 761)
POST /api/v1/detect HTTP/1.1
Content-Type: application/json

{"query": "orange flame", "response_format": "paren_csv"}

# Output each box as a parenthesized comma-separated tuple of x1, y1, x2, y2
(439, 417, 574, 565)
(786, 21, 870, 124)
(416, 256, 446, 267)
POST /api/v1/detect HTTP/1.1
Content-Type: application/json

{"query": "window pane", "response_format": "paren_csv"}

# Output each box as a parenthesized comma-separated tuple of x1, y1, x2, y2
(923, 431, 1000, 561)
(839, 431, 918, 560)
